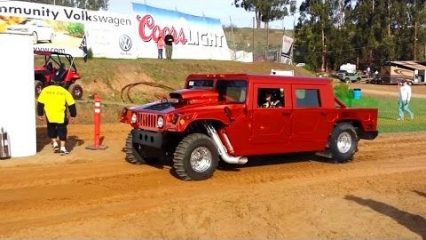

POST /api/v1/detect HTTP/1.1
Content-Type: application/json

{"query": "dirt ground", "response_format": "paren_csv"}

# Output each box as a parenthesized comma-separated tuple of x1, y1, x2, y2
(1, 82, 426, 239)
(0, 122, 425, 239)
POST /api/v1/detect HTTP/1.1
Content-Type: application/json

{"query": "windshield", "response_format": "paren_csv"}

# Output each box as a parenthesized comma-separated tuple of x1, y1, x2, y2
(187, 79, 214, 89)
(185, 79, 247, 103)
(216, 80, 247, 103)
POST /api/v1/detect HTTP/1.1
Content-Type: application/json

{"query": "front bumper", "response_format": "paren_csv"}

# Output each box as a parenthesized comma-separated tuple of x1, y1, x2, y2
(360, 131, 378, 140)
(132, 128, 164, 149)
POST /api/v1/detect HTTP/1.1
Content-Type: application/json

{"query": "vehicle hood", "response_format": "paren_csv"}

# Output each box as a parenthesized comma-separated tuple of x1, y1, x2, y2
(127, 89, 219, 114)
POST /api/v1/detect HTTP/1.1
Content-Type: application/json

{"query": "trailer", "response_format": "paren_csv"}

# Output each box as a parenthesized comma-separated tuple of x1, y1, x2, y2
(373, 61, 426, 84)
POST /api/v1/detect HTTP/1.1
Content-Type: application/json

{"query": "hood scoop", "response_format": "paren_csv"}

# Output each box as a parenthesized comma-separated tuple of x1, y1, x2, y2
(170, 89, 218, 104)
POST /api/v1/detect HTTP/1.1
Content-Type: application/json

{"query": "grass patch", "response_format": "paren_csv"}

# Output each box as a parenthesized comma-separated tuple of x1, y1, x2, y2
(334, 84, 426, 133)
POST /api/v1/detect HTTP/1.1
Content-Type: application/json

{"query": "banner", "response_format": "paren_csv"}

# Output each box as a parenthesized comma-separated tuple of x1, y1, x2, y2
(0, 1, 137, 58)
(132, 3, 231, 60)
(280, 35, 294, 64)
(0, 1, 231, 60)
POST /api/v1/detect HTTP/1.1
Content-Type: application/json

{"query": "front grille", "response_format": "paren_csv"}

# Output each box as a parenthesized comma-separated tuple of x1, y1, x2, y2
(138, 113, 157, 130)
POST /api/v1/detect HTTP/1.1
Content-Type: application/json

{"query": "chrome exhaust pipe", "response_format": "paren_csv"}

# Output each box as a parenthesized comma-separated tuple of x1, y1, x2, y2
(204, 123, 248, 165)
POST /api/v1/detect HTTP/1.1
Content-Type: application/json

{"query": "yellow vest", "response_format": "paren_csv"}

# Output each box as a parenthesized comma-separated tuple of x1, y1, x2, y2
(37, 85, 75, 124)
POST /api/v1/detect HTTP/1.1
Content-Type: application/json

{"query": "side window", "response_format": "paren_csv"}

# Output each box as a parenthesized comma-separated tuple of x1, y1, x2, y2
(296, 89, 321, 108)
(257, 88, 284, 108)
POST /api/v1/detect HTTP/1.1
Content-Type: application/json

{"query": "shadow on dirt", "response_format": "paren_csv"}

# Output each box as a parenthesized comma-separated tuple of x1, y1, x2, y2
(36, 127, 84, 152)
(218, 153, 337, 171)
(413, 190, 426, 199)
(67, 136, 85, 151)
(345, 195, 426, 239)
(140, 153, 338, 176)
(36, 127, 50, 152)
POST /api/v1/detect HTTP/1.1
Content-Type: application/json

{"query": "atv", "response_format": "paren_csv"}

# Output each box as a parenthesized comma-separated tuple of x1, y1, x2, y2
(34, 51, 83, 99)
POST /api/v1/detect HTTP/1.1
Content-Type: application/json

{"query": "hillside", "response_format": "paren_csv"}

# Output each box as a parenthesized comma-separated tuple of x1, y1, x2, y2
(35, 58, 311, 123)
(71, 58, 312, 102)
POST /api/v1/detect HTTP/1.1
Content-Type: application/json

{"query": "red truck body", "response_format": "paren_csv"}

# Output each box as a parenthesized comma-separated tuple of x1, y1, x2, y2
(121, 73, 378, 180)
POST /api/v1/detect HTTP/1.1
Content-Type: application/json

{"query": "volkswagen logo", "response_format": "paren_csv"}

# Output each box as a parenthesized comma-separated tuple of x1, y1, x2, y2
(119, 34, 132, 52)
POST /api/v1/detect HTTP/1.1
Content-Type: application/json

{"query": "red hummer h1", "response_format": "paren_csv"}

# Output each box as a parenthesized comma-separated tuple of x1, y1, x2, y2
(121, 74, 378, 180)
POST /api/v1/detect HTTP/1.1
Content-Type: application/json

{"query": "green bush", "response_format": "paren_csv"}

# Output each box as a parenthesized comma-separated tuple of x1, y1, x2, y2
(334, 84, 353, 106)
(301, 64, 314, 72)
(66, 23, 84, 38)
(87, 48, 93, 59)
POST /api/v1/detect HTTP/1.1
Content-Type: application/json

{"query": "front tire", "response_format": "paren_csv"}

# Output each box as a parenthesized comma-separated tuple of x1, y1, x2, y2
(68, 83, 83, 100)
(124, 132, 146, 164)
(329, 123, 358, 163)
(35, 80, 44, 97)
(173, 133, 219, 181)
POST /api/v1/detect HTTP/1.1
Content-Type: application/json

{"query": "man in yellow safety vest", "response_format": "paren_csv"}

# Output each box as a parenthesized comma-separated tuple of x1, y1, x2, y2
(37, 79, 77, 155)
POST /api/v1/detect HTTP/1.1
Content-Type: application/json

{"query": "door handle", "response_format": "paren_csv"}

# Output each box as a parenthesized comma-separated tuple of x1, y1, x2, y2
(282, 111, 292, 116)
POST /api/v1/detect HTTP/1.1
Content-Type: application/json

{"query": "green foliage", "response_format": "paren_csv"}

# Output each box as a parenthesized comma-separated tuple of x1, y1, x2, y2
(65, 23, 84, 38)
(87, 48, 94, 60)
(296, 0, 426, 71)
(234, 0, 293, 28)
(333, 84, 353, 105)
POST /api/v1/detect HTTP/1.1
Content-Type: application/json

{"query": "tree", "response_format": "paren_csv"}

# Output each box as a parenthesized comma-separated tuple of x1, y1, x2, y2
(296, 0, 426, 72)
(234, 0, 293, 28)
(297, 0, 336, 71)
(13, 0, 109, 10)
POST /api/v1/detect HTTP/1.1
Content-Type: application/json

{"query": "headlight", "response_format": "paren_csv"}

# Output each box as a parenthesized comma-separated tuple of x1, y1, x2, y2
(157, 115, 164, 128)
(130, 113, 137, 124)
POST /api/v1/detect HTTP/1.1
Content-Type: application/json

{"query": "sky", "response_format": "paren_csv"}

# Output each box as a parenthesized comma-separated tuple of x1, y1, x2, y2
(109, 0, 301, 30)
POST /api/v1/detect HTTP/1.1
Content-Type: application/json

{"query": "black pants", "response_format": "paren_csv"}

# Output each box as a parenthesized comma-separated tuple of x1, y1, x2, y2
(47, 120, 68, 141)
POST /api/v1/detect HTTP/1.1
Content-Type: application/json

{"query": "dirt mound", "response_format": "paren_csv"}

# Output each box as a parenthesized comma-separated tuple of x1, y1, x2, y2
(0, 124, 425, 239)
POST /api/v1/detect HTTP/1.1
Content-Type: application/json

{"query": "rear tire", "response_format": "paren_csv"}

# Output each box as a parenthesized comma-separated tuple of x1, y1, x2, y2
(69, 83, 83, 100)
(124, 132, 146, 164)
(329, 123, 358, 163)
(173, 133, 218, 181)
(35, 80, 44, 97)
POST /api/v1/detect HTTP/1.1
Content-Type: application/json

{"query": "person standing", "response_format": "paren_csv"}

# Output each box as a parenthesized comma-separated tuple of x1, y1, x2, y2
(164, 33, 175, 60)
(157, 36, 165, 59)
(397, 80, 414, 120)
(37, 79, 77, 155)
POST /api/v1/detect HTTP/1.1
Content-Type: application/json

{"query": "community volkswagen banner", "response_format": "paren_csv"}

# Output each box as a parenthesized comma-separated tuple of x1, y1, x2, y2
(0, 1, 137, 58)
(0, 1, 231, 60)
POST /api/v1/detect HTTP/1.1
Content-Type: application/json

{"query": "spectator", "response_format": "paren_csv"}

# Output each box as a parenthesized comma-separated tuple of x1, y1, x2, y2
(157, 36, 165, 59)
(164, 33, 175, 60)
(37, 78, 77, 155)
(397, 80, 414, 121)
